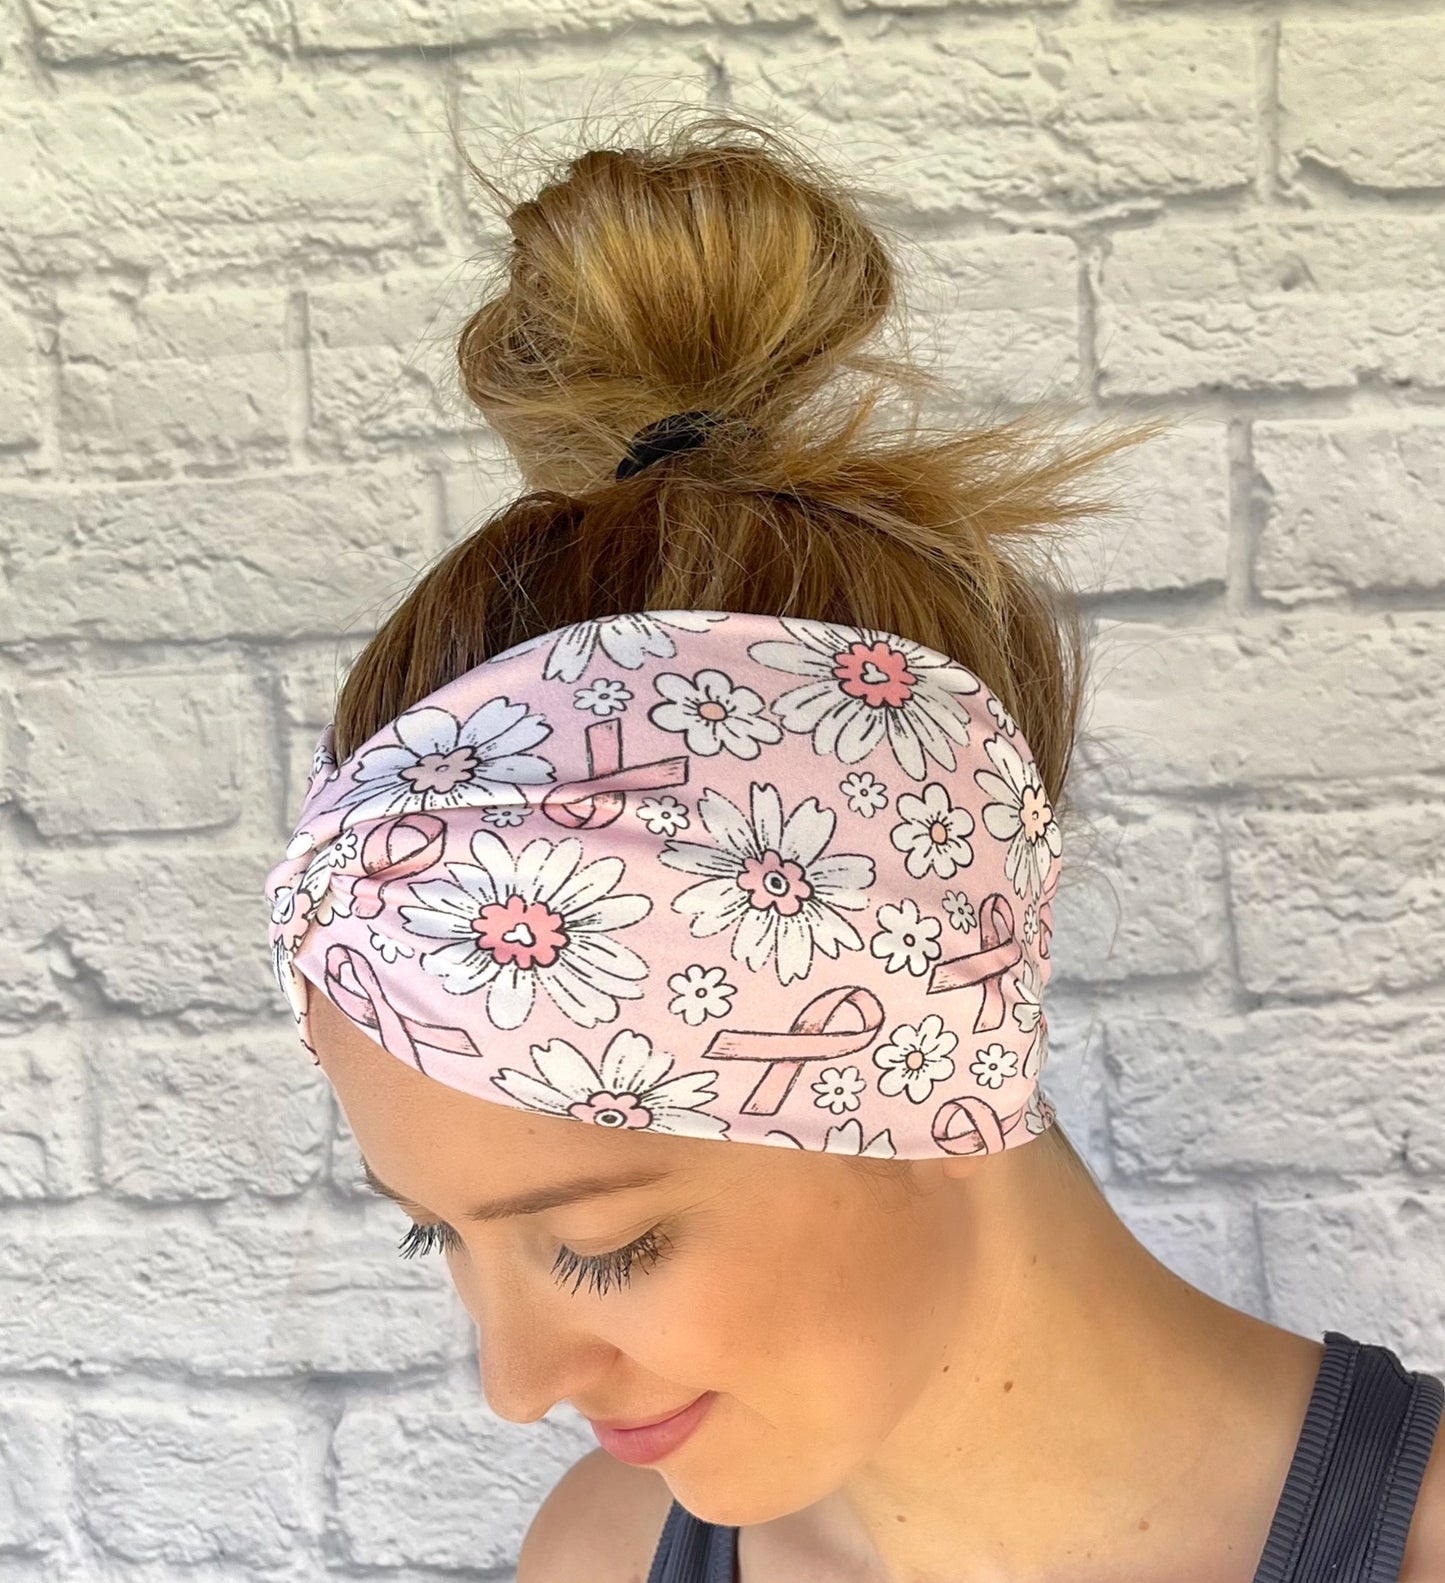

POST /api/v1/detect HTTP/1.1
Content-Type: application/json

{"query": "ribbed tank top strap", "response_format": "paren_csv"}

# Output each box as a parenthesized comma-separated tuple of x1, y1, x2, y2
(645, 1499, 738, 1583)
(1252, 1329, 1444, 1583)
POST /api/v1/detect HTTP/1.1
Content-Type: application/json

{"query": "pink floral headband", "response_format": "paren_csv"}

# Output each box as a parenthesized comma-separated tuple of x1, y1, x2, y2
(264, 610, 1060, 1160)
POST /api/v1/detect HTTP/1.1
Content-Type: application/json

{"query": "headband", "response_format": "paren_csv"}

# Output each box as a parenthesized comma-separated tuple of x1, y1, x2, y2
(263, 610, 1060, 1159)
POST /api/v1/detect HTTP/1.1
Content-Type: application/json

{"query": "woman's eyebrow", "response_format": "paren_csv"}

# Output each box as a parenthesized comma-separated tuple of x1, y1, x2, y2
(360, 1157, 674, 1222)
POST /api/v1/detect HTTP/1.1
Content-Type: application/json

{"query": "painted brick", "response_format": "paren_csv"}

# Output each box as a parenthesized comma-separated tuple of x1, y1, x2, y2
(1281, 21, 1445, 190)
(0, 1207, 473, 1376)
(1254, 420, 1445, 599)
(1225, 802, 1445, 1001)
(0, 1025, 94, 1201)
(13, 668, 271, 838)
(0, 470, 431, 641)
(1097, 216, 1445, 395)
(1259, 1191, 1445, 1376)
(95, 1020, 327, 1200)
(1105, 1001, 1445, 1180)
(73, 1402, 312, 1565)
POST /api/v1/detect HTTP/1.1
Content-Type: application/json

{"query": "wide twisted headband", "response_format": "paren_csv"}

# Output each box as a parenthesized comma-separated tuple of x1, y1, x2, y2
(264, 610, 1061, 1160)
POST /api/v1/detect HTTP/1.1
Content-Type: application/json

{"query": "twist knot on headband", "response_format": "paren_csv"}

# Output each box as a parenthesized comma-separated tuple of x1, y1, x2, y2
(264, 610, 1060, 1160)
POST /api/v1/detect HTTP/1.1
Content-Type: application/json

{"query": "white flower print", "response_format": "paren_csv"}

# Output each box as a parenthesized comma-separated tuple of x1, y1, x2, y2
(1010, 956, 1048, 1079)
(840, 771, 888, 818)
(482, 806, 529, 828)
(812, 1065, 867, 1115)
(307, 728, 339, 801)
(368, 927, 414, 965)
(974, 734, 1062, 901)
(574, 678, 632, 717)
(636, 795, 690, 836)
(666, 964, 737, 1025)
(971, 1042, 1018, 1090)
(987, 693, 1018, 736)
(873, 1013, 959, 1104)
(331, 697, 555, 828)
(648, 668, 783, 759)
(269, 829, 356, 935)
(657, 781, 874, 985)
(1022, 900, 1039, 946)
(748, 618, 981, 781)
(889, 781, 976, 880)
(942, 890, 977, 932)
(764, 1117, 898, 1157)
(1024, 1086, 1055, 1134)
(869, 897, 942, 977)
(541, 611, 726, 684)
(397, 830, 652, 1031)
(491, 1027, 730, 1139)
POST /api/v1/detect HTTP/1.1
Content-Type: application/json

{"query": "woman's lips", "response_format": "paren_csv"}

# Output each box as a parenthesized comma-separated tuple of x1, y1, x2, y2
(588, 1391, 717, 1466)
(588, 1397, 704, 1432)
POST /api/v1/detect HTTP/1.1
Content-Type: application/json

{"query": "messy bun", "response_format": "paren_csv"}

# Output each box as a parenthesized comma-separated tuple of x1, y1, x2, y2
(329, 107, 1173, 1190)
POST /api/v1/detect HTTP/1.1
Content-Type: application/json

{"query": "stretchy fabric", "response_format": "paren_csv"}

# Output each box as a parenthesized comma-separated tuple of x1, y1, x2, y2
(645, 1330, 1443, 1583)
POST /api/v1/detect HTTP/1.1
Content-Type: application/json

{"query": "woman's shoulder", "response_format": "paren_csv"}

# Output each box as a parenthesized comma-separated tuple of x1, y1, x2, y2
(517, 1447, 677, 1583)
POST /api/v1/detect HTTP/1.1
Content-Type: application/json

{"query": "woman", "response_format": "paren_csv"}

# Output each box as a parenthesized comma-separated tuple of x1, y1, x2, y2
(264, 111, 1443, 1583)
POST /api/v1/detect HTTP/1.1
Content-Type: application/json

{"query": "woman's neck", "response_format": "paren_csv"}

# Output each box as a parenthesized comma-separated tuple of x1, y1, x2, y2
(744, 1148, 1325, 1583)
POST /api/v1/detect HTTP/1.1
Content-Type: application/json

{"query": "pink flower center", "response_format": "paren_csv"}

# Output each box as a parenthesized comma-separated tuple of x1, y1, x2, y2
(696, 700, 729, 721)
(404, 747, 476, 796)
(905, 1048, 926, 1071)
(929, 819, 950, 845)
(833, 641, 916, 708)
(737, 850, 812, 915)
(1019, 784, 1053, 841)
(472, 895, 567, 969)
(572, 1092, 653, 1129)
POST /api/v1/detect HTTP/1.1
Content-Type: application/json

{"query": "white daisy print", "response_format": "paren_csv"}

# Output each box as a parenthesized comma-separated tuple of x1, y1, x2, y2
(1010, 957, 1048, 1079)
(636, 795, 690, 836)
(764, 1117, 898, 1157)
(987, 693, 1018, 736)
(873, 1014, 959, 1104)
(368, 927, 414, 965)
(307, 728, 339, 800)
(840, 771, 888, 818)
(748, 618, 981, 781)
(869, 897, 942, 977)
(657, 781, 875, 985)
(1021, 900, 1039, 946)
(1024, 1086, 1055, 1134)
(889, 782, 976, 880)
(491, 1027, 730, 1139)
(482, 806, 529, 828)
(648, 668, 783, 759)
(397, 830, 652, 1030)
(574, 678, 632, 717)
(331, 697, 555, 828)
(942, 890, 977, 932)
(269, 829, 356, 936)
(974, 734, 1062, 901)
(971, 1042, 1018, 1090)
(812, 1065, 867, 1115)
(666, 964, 737, 1025)
(541, 612, 726, 684)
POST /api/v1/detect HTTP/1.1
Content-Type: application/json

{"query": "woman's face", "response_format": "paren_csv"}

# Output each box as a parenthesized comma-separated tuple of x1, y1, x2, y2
(308, 984, 983, 1526)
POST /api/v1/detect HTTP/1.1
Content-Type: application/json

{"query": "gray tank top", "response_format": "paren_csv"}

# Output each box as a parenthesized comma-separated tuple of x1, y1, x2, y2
(645, 1330, 1443, 1583)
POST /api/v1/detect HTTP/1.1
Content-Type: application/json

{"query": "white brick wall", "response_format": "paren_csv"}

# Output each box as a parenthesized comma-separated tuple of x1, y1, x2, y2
(1, 4, 1442, 1577)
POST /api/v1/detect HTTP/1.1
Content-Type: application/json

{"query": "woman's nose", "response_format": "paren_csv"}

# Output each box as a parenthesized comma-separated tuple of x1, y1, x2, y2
(457, 1263, 613, 1425)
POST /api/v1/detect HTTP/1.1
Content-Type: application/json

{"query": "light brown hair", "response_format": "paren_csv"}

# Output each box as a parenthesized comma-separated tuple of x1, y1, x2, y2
(331, 106, 1171, 1193)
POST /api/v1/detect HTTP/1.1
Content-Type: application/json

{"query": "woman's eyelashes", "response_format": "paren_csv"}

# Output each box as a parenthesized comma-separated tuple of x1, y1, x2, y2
(395, 1219, 674, 1298)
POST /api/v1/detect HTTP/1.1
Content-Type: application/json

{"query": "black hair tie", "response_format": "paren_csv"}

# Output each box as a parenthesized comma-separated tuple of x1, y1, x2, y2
(616, 409, 726, 480)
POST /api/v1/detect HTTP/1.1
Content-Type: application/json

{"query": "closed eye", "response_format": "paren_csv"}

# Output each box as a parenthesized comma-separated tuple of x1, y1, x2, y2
(396, 1219, 673, 1298)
